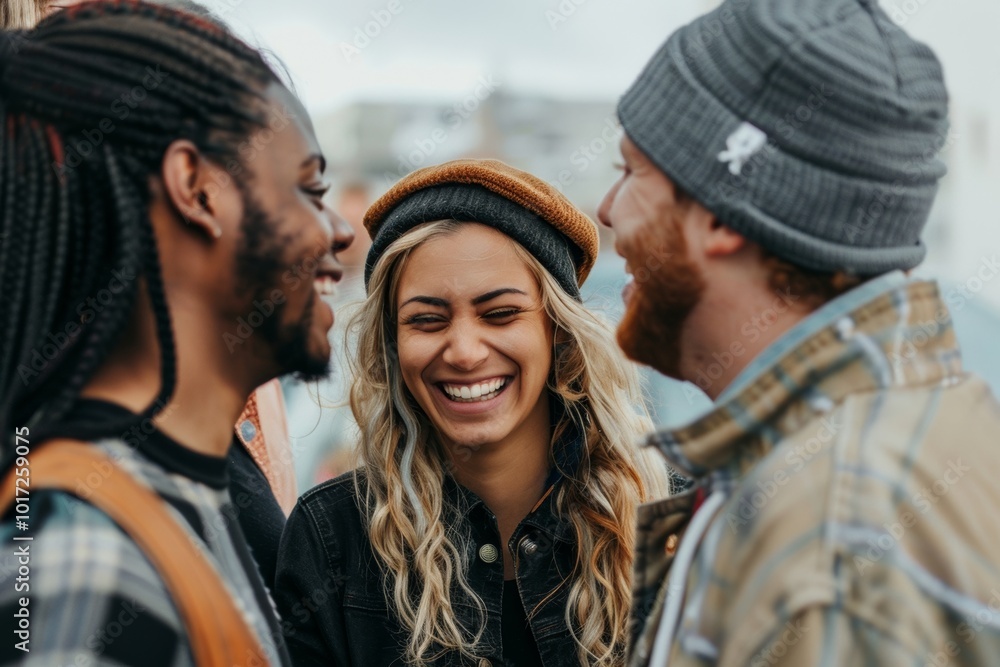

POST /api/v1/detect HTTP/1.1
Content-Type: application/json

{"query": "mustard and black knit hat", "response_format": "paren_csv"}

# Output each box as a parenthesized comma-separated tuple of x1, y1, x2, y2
(363, 159, 599, 299)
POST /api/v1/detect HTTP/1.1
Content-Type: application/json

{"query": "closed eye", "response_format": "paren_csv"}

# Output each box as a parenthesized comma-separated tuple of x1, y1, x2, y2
(304, 185, 330, 196)
(301, 183, 331, 212)
(484, 308, 521, 320)
(402, 314, 446, 325)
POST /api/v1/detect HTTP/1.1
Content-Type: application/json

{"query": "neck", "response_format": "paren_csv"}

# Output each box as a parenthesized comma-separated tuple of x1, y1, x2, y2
(680, 278, 812, 400)
(449, 399, 551, 576)
(80, 286, 267, 458)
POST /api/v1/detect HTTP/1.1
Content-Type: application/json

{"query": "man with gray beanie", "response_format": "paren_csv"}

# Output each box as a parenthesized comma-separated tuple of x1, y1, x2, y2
(597, 0, 1000, 665)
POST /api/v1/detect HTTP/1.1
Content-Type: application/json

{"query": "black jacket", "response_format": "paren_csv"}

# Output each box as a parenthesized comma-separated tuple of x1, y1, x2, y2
(274, 467, 584, 666)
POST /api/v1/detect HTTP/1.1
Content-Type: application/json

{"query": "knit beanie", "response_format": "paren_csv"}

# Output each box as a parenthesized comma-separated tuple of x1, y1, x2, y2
(364, 159, 599, 298)
(618, 0, 949, 275)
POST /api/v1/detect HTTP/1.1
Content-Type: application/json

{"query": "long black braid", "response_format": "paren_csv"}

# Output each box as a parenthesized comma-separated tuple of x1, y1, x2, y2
(0, 0, 282, 454)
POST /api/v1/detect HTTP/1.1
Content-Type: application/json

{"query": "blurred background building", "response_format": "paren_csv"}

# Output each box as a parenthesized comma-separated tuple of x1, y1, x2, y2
(209, 0, 1000, 493)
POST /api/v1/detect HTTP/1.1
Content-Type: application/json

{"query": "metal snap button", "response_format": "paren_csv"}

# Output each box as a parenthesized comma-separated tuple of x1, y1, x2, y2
(520, 537, 539, 556)
(478, 544, 499, 563)
(239, 419, 257, 442)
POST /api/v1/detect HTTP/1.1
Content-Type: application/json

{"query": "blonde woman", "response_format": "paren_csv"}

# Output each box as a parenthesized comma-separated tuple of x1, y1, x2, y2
(275, 160, 672, 666)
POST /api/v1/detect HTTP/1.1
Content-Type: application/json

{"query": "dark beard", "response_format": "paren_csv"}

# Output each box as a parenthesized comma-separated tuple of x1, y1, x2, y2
(616, 216, 705, 379)
(234, 186, 331, 383)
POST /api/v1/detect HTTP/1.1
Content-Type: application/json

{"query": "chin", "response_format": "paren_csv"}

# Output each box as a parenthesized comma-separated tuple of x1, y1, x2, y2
(439, 423, 504, 451)
(617, 292, 684, 378)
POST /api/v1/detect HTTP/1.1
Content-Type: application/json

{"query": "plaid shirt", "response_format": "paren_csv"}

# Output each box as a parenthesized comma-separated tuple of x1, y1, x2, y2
(630, 275, 1000, 666)
(0, 435, 289, 667)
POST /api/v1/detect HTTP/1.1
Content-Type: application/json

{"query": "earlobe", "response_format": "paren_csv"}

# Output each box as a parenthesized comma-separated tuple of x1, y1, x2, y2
(702, 213, 746, 257)
(160, 139, 223, 240)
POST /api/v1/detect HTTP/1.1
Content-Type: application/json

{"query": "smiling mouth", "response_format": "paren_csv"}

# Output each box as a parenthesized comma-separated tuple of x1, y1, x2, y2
(313, 265, 343, 297)
(314, 275, 337, 296)
(438, 377, 510, 403)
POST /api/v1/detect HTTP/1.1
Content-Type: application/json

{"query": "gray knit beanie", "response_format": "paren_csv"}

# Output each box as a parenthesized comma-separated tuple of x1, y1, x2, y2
(618, 0, 950, 275)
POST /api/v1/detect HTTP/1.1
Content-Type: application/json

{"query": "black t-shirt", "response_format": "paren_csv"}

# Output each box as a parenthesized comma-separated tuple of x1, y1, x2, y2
(226, 436, 287, 593)
(502, 578, 544, 667)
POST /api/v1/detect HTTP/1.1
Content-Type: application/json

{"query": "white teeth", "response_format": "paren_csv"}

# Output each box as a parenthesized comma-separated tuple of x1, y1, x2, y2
(442, 378, 508, 402)
(314, 276, 336, 296)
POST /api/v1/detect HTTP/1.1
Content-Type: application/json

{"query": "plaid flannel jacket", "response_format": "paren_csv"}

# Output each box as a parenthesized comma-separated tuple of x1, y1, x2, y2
(0, 438, 288, 667)
(630, 276, 1000, 666)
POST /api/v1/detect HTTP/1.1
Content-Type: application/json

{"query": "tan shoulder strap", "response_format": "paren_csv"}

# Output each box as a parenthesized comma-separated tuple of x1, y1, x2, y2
(0, 439, 269, 667)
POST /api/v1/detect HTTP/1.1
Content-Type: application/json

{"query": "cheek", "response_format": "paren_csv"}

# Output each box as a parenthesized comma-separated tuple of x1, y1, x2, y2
(395, 334, 433, 392)
(497, 322, 553, 382)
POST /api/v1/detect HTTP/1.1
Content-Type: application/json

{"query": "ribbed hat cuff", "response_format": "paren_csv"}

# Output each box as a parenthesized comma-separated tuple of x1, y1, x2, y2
(365, 184, 582, 298)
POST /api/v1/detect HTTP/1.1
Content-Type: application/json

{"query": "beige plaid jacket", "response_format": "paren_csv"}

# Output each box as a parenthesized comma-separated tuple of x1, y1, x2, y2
(630, 276, 1000, 666)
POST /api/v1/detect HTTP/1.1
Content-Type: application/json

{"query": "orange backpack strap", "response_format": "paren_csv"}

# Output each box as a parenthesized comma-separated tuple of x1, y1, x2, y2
(0, 439, 269, 667)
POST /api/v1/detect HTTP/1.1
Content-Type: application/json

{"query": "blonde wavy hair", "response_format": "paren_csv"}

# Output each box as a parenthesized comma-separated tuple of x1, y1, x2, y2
(347, 219, 670, 665)
(1, 0, 46, 29)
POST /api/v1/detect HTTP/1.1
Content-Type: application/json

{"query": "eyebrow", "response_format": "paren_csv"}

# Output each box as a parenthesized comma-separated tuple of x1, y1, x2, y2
(400, 296, 449, 309)
(471, 288, 528, 305)
(301, 153, 326, 174)
(399, 288, 528, 310)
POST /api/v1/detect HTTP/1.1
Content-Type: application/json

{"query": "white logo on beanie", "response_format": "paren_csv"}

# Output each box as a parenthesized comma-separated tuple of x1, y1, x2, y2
(717, 122, 768, 176)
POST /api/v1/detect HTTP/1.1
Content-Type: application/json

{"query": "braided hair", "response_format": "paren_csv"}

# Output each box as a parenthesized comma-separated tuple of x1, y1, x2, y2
(0, 0, 281, 453)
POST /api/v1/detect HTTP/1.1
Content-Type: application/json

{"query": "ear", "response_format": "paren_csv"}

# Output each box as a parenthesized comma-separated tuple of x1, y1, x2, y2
(702, 216, 747, 258)
(159, 139, 224, 240)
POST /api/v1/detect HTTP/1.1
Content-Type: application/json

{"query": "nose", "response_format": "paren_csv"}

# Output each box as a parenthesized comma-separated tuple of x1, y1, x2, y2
(441, 321, 489, 371)
(597, 179, 619, 229)
(325, 204, 355, 255)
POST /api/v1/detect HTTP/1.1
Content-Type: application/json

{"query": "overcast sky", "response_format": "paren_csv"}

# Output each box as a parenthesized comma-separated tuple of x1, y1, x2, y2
(216, 0, 713, 114)
(211, 0, 999, 119)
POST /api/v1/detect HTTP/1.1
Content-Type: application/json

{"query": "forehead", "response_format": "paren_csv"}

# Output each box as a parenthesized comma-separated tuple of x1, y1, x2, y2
(246, 83, 321, 177)
(398, 224, 538, 299)
(620, 133, 643, 160)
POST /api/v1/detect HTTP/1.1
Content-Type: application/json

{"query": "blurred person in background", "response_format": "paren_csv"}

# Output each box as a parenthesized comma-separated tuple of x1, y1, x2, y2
(276, 159, 675, 667)
(598, 0, 1000, 665)
(0, 1, 352, 664)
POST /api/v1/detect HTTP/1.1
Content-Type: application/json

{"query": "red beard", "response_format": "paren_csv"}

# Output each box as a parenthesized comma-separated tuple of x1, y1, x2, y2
(616, 216, 705, 379)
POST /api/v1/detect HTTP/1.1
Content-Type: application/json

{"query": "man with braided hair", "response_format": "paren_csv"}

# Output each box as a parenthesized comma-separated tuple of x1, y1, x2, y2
(0, 1, 353, 665)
